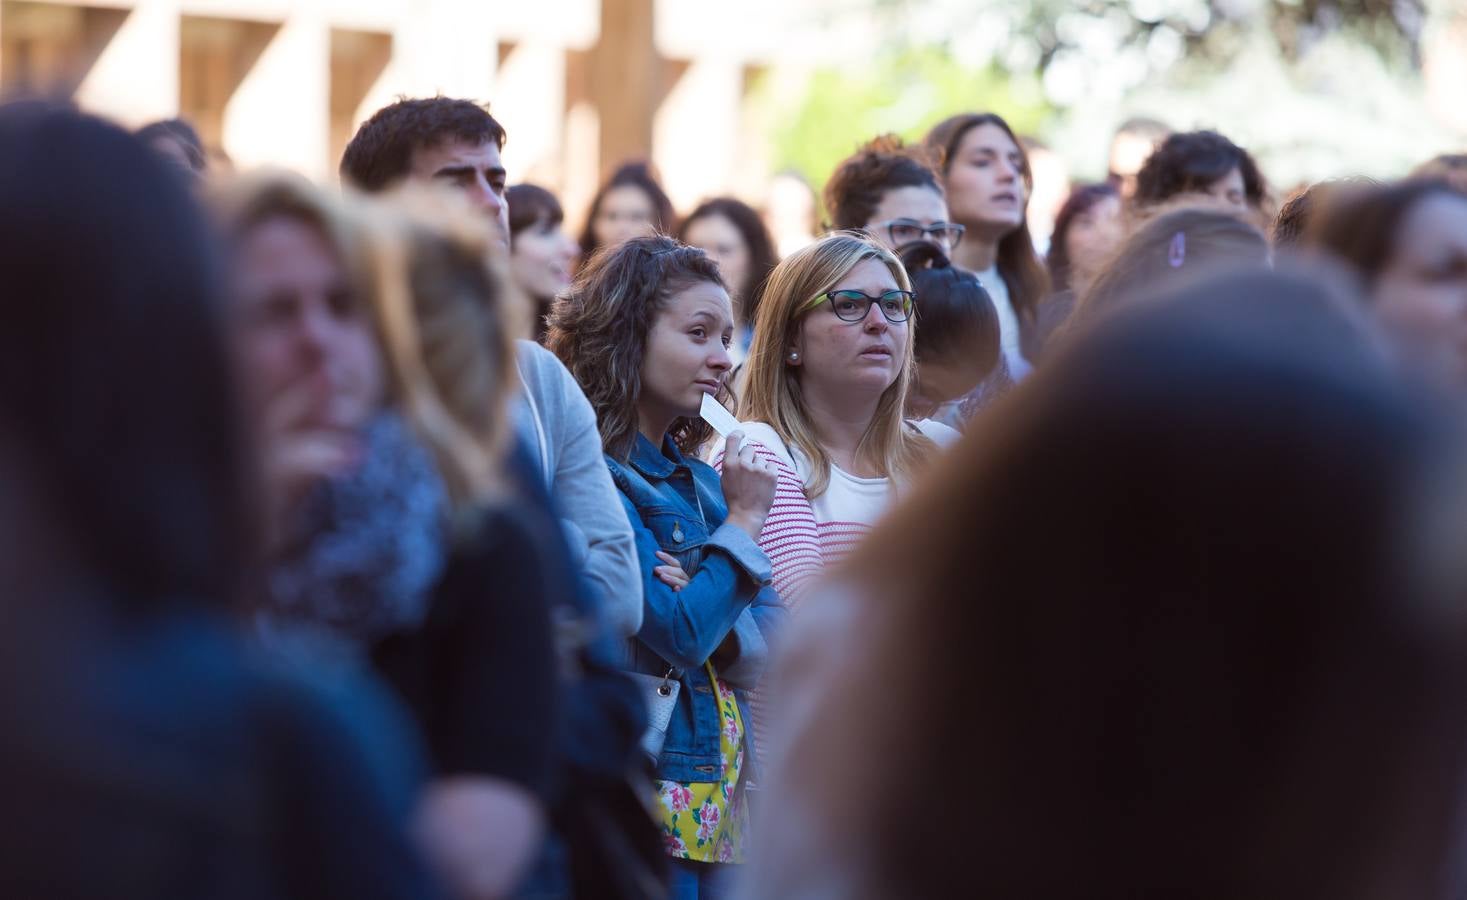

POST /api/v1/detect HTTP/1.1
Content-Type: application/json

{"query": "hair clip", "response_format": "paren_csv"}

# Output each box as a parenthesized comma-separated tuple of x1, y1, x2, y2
(1168, 231, 1187, 268)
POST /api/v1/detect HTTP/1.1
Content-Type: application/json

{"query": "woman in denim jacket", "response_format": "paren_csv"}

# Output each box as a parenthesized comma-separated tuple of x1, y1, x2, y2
(549, 235, 784, 898)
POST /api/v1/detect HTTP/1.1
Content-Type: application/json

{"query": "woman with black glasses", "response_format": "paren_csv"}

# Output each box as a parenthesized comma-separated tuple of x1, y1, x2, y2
(823, 134, 965, 255)
(712, 232, 957, 757)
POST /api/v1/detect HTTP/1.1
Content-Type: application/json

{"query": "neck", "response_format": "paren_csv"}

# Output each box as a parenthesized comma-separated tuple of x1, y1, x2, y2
(637, 407, 674, 452)
(952, 233, 999, 272)
(800, 379, 886, 474)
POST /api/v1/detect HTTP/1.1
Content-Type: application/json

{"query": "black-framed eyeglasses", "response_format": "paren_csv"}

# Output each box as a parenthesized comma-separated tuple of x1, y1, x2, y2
(876, 219, 966, 249)
(805, 289, 916, 323)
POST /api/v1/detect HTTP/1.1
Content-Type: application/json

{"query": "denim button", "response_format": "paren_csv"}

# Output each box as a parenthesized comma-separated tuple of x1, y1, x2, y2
(672, 521, 684, 543)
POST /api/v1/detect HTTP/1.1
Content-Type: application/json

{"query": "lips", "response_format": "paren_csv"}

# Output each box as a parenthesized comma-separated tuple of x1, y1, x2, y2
(992, 192, 1018, 204)
(859, 345, 892, 360)
(695, 379, 721, 393)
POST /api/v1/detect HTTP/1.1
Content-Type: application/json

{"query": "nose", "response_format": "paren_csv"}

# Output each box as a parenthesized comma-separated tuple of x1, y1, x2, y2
(295, 297, 337, 360)
(862, 302, 891, 333)
(708, 343, 733, 372)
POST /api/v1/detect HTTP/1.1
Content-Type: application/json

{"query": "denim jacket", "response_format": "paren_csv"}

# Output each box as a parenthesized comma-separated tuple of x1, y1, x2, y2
(606, 433, 785, 784)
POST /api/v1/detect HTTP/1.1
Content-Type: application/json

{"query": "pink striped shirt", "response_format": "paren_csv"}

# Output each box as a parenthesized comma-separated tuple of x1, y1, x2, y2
(711, 420, 957, 750)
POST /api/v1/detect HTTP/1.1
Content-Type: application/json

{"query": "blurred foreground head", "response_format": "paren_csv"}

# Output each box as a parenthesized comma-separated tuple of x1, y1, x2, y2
(0, 102, 254, 610)
(789, 268, 1467, 898)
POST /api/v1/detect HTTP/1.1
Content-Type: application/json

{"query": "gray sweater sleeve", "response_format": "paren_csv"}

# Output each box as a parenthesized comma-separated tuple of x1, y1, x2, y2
(515, 341, 644, 636)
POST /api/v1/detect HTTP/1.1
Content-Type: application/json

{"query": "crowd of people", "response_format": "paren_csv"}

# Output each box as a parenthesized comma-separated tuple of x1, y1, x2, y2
(3, 87, 1467, 899)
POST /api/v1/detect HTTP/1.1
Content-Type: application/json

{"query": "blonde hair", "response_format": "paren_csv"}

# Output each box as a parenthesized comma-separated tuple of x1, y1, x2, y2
(212, 171, 521, 520)
(738, 231, 933, 498)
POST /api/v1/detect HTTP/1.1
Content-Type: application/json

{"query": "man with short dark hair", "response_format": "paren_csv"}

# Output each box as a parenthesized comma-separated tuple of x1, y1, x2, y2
(341, 97, 510, 242)
(342, 95, 642, 638)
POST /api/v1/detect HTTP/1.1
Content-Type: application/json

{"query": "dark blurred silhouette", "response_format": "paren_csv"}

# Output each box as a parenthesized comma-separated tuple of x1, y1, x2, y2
(751, 267, 1467, 900)
(0, 102, 436, 900)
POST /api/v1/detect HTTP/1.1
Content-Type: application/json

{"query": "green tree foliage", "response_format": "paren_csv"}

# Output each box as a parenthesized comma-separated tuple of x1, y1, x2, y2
(755, 50, 1050, 214)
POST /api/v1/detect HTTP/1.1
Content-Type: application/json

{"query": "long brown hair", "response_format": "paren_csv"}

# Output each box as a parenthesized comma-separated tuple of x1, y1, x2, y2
(738, 231, 933, 499)
(924, 112, 1050, 322)
(547, 235, 727, 460)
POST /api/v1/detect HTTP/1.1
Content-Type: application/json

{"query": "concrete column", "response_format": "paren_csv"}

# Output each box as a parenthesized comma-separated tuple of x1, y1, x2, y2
(222, 10, 329, 177)
(75, 0, 182, 126)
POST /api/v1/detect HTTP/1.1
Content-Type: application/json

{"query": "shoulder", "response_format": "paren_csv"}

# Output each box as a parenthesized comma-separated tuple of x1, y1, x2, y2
(717, 421, 800, 471)
(515, 339, 583, 400)
(910, 418, 961, 447)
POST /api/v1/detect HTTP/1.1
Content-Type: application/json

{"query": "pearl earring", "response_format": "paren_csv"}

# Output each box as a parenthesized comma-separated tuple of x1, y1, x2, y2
(787, 351, 800, 363)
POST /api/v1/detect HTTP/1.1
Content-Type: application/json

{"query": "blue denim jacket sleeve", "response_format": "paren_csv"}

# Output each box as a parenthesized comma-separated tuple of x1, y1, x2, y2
(620, 492, 769, 672)
(714, 584, 786, 689)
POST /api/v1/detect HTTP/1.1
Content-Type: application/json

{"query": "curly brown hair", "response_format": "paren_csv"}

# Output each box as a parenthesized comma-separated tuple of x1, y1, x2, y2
(547, 235, 728, 461)
(823, 134, 943, 232)
(1133, 130, 1266, 210)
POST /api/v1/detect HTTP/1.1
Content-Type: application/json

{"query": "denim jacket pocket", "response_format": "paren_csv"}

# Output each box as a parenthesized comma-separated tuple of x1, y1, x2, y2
(638, 506, 708, 575)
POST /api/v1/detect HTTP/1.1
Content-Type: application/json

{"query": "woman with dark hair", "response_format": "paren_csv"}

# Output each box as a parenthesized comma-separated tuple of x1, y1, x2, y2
(924, 113, 1051, 379)
(749, 267, 1467, 899)
(1077, 206, 1270, 325)
(898, 242, 1001, 424)
(507, 183, 579, 342)
(0, 103, 435, 899)
(679, 196, 779, 352)
(1133, 130, 1268, 215)
(1047, 183, 1122, 297)
(823, 134, 964, 256)
(578, 161, 677, 266)
(1311, 178, 1467, 388)
(548, 235, 784, 898)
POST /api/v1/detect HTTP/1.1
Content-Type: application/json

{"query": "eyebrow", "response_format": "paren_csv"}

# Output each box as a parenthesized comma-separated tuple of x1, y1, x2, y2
(432, 164, 508, 179)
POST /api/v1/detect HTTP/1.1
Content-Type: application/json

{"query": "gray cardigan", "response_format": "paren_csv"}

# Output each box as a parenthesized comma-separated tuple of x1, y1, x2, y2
(513, 340, 643, 637)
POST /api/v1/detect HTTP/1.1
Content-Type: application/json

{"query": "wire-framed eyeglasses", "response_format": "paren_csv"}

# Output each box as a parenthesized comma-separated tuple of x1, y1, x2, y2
(804, 289, 916, 323)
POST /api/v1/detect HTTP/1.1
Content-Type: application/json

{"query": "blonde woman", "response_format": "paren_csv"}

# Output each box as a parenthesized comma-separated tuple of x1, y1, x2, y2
(218, 173, 559, 900)
(718, 232, 957, 610)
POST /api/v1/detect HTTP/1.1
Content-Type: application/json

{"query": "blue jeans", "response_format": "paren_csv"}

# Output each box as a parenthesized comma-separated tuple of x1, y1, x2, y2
(667, 859, 740, 900)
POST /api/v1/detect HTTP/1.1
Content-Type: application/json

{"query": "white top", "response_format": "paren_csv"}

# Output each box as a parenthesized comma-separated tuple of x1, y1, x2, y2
(975, 264, 1032, 381)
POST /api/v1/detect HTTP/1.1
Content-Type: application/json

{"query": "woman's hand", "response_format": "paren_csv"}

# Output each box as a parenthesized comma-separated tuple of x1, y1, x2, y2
(720, 432, 778, 541)
(654, 551, 691, 592)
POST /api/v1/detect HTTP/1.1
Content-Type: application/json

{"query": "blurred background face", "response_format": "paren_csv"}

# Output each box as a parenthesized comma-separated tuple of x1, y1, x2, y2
(511, 215, 578, 301)
(593, 185, 657, 247)
(1374, 193, 1467, 385)
(1204, 166, 1248, 211)
(766, 173, 817, 257)
(683, 213, 751, 302)
(229, 216, 383, 431)
(1109, 132, 1158, 198)
(1065, 194, 1124, 292)
(944, 123, 1027, 236)
(863, 185, 957, 254)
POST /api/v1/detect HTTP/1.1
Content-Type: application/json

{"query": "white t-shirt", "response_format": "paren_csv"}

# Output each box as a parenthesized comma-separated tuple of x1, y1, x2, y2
(975, 264, 1032, 381)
